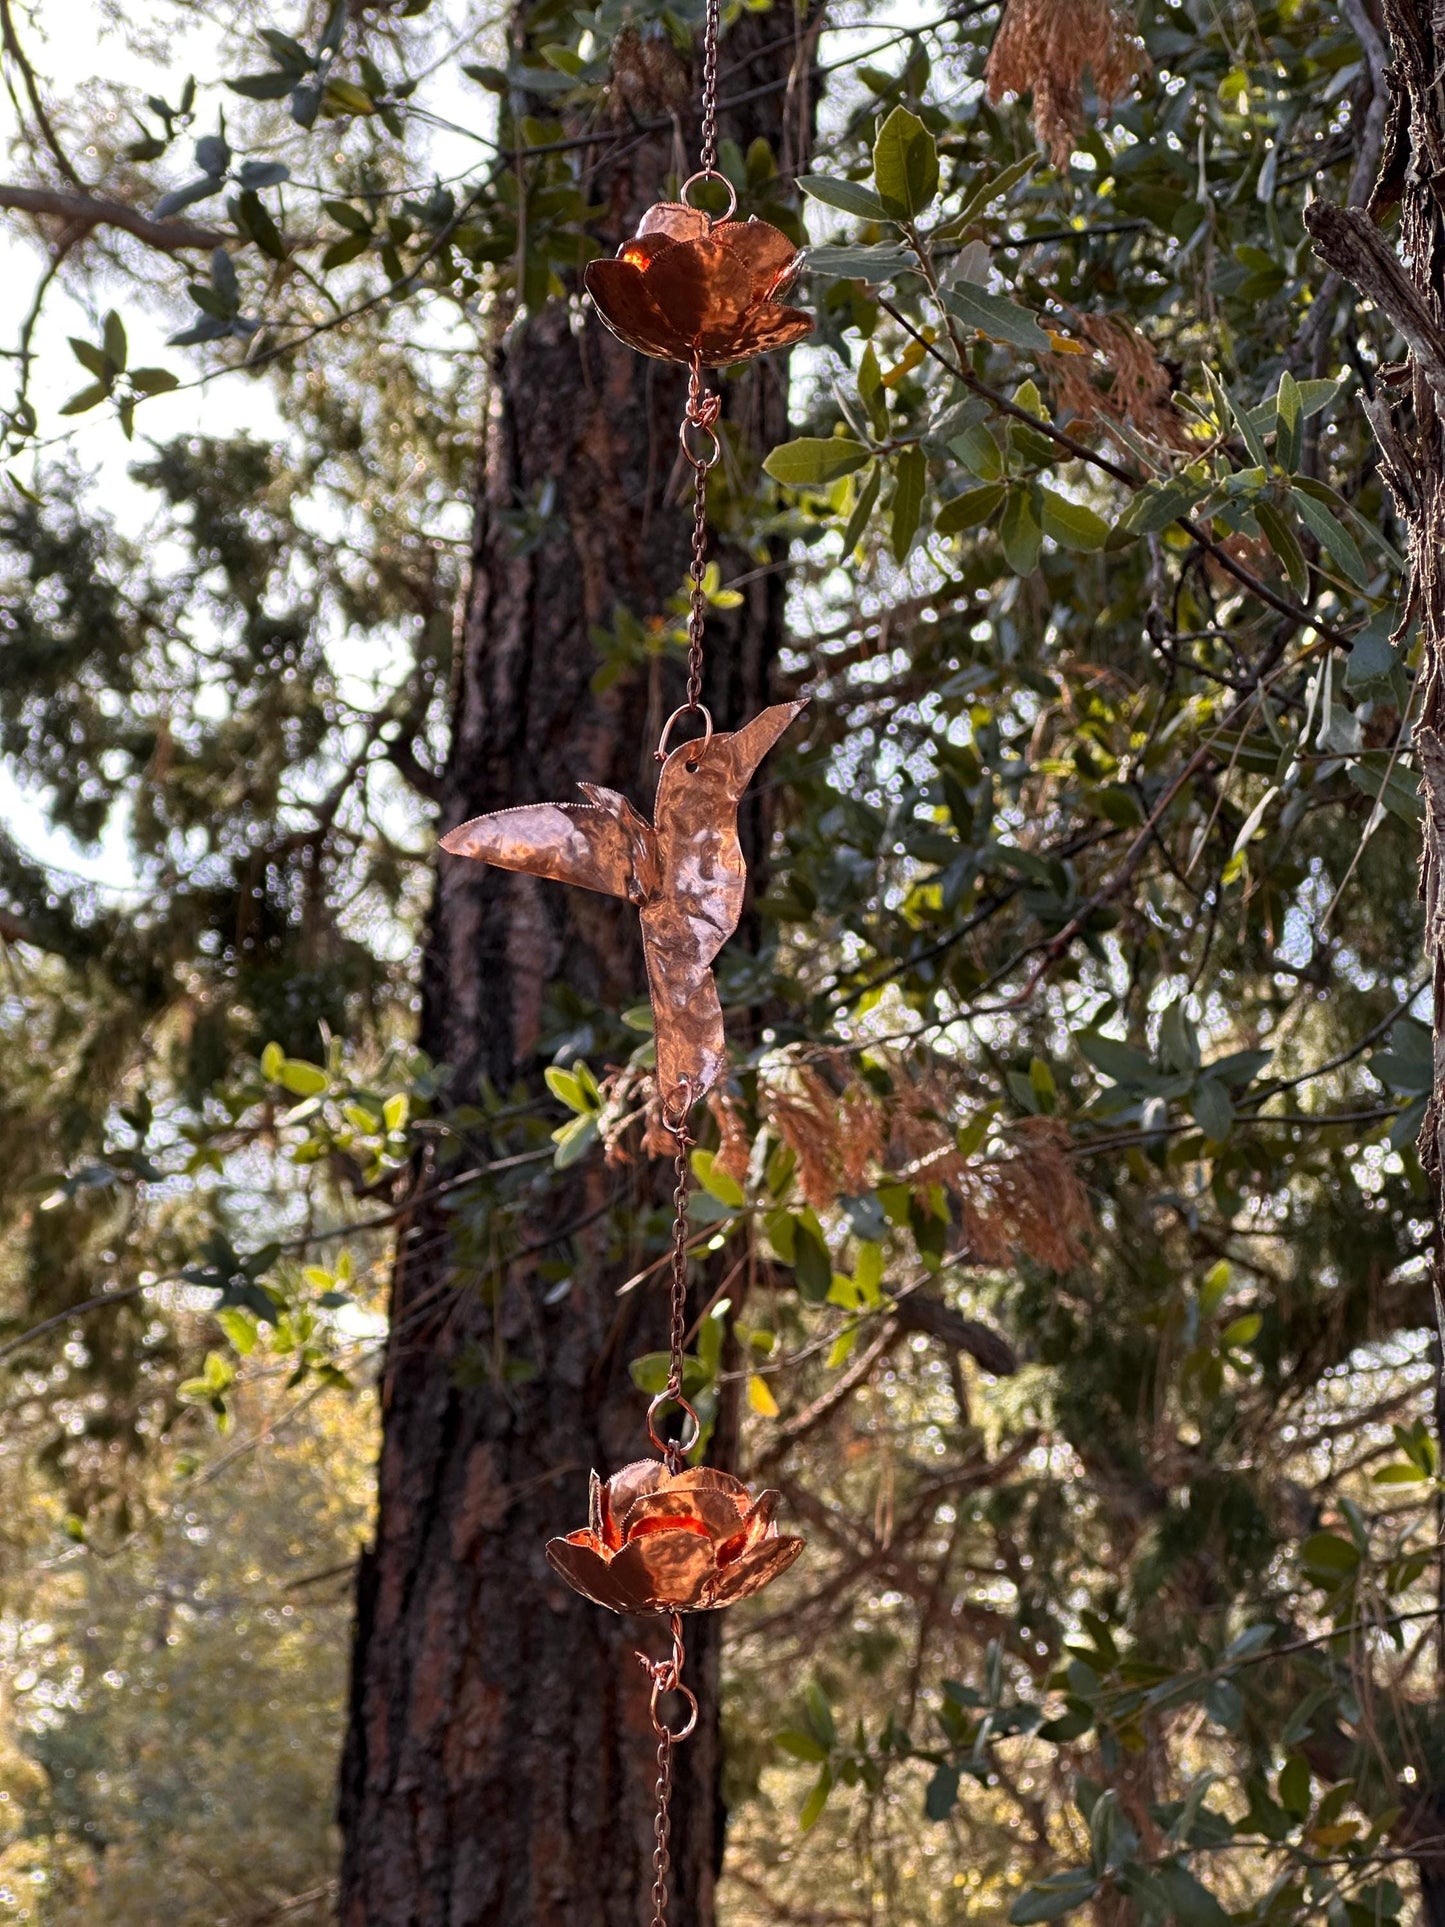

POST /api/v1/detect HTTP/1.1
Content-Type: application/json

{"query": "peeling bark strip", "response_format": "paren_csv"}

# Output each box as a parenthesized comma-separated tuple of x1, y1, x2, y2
(335, 12, 816, 1925)
(1307, 4, 1445, 1914)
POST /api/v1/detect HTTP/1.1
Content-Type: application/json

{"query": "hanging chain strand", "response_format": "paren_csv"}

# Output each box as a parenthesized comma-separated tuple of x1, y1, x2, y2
(635, 1614, 697, 1927)
(649, 1722, 674, 1927)
(663, 1113, 692, 1461)
(698, 0, 720, 177)
(681, 355, 720, 716)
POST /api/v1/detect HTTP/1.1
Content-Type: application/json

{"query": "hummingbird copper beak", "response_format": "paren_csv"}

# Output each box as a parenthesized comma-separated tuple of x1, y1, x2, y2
(712, 699, 808, 795)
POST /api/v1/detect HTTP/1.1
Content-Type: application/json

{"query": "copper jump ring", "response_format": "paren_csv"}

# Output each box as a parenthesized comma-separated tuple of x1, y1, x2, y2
(655, 704, 713, 764)
(679, 413, 721, 470)
(650, 1674, 700, 1742)
(647, 1389, 702, 1459)
(679, 167, 737, 222)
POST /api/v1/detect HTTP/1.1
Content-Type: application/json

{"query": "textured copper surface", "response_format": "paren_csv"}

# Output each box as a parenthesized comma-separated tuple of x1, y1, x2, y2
(584, 202, 813, 367)
(546, 1460, 804, 1614)
(439, 701, 806, 1112)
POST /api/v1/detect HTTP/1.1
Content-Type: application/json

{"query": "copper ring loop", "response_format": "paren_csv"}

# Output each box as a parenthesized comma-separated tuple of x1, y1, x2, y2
(650, 1675, 700, 1742)
(679, 413, 720, 470)
(655, 703, 713, 764)
(680, 167, 737, 222)
(660, 1072, 696, 1136)
(647, 1390, 702, 1457)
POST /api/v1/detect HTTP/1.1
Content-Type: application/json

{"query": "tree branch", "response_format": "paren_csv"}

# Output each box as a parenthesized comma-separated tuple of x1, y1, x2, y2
(0, 182, 223, 254)
(1305, 199, 1445, 407)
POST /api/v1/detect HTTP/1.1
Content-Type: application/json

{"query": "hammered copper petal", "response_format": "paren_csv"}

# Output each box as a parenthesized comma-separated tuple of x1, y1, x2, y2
(628, 1529, 718, 1608)
(644, 238, 755, 347)
(546, 1533, 656, 1614)
(714, 304, 815, 364)
(600, 1458, 668, 1547)
(583, 257, 694, 361)
(637, 202, 711, 244)
(700, 1533, 805, 1607)
(663, 1466, 750, 1497)
(622, 1486, 747, 1542)
(714, 217, 802, 294)
(616, 233, 684, 273)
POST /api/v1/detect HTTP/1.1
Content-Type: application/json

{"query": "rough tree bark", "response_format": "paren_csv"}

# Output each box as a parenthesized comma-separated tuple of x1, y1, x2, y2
(1306, 2, 1445, 1915)
(336, 12, 817, 1926)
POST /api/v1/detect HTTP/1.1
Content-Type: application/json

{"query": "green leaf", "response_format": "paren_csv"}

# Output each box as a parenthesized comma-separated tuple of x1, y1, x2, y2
(793, 1220, 833, 1301)
(127, 367, 180, 397)
(544, 1066, 589, 1112)
(1220, 1311, 1262, 1348)
(1009, 1873, 1100, 1923)
(950, 422, 1004, 479)
(936, 481, 1005, 535)
(1190, 1078, 1234, 1143)
(937, 153, 1038, 239)
(840, 462, 881, 554)
(58, 382, 110, 416)
(260, 1042, 286, 1081)
(217, 1306, 259, 1355)
(383, 1092, 410, 1133)
(799, 1765, 833, 1832)
(1345, 754, 1423, 823)
(804, 1681, 837, 1748)
(1077, 1031, 1156, 1086)
(1278, 1753, 1311, 1816)
(232, 188, 287, 261)
(69, 338, 110, 378)
(1346, 611, 1399, 689)
(872, 106, 939, 219)
(804, 242, 916, 281)
(925, 1763, 960, 1820)
(1114, 478, 1200, 537)
(278, 1058, 328, 1097)
(228, 71, 297, 100)
(1275, 369, 1303, 471)
(691, 1147, 745, 1208)
(943, 282, 1050, 352)
(999, 486, 1042, 575)
(857, 342, 888, 438)
(102, 310, 128, 371)
(774, 1728, 828, 1762)
(1255, 498, 1308, 599)
(1288, 482, 1368, 587)
(322, 233, 371, 270)
(1301, 1530, 1361, 1575)
(890, 445, 927, 561)
(1153, 1862, 1231, 1927)
(324, 78, 376, 115)
(798, 174, 889, 220)
(763, 436, 871, 487)
(1039, 487, 1109, 552)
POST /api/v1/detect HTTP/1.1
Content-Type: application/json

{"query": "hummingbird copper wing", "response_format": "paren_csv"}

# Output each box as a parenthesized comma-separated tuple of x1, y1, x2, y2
(438, 798, 644, 900)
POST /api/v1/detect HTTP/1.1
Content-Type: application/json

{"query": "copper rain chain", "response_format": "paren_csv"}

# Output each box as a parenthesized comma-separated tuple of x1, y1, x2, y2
(440, 6, 810, 1918)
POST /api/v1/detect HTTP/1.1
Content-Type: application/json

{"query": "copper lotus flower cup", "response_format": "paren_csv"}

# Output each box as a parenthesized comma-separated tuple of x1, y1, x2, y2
(584, 202, 813, 367)
(546, 1461, 804, 1614)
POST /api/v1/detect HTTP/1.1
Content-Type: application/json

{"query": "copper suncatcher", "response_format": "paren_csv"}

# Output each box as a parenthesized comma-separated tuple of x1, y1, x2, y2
(439, 4, 811, 1920)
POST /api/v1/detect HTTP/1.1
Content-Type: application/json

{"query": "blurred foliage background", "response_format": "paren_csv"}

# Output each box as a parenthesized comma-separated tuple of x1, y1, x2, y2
(0, 0, 1442, 1921)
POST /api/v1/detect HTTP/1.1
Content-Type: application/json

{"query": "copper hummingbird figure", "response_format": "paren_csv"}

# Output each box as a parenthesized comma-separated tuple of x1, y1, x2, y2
(439, 701, 806, 1113)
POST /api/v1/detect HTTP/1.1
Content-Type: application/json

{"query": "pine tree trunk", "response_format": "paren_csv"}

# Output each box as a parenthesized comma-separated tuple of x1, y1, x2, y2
(336, 14, 815, 1923)
(1306, 0, 1445, 1907)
